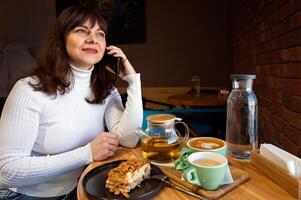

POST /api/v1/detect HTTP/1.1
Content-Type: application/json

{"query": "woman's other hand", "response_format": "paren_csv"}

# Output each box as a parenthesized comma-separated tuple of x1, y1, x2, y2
(90, 132, 119, 161)
(104, 45, 136, 77)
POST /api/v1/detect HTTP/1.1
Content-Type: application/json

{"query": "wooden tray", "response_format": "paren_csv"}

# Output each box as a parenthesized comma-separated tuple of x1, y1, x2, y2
(251, 151, 301, 199)
(160, 165, 249, 200)
(105, 148, 249, 199)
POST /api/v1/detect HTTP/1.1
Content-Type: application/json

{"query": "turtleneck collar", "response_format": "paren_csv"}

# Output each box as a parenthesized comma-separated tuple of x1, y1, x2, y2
(69, 64, 94, 85)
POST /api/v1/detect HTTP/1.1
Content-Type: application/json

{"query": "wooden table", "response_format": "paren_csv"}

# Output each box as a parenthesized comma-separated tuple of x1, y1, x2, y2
(77, 147, 296, 200)
(167, 93, 227, 108)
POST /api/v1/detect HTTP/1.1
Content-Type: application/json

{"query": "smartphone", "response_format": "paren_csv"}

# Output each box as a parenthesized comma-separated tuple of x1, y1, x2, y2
(102, 51, 121, 74)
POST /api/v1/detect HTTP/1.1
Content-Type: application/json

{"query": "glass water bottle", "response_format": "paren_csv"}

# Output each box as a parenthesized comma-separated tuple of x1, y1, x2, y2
(191, 73, 201, 97)
(226, 74, 258, 159)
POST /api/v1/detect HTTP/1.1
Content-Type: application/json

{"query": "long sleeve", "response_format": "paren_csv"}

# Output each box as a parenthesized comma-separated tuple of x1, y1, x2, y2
(0, 79, 93, 188)
(105, 73, 143, 148)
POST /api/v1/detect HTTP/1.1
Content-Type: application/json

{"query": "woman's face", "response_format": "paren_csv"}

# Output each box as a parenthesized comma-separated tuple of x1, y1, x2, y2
(66, 19, 106, 70)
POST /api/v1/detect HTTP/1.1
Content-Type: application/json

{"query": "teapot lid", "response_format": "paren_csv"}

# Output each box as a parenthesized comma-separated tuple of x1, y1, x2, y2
(146, 114, 176, 124)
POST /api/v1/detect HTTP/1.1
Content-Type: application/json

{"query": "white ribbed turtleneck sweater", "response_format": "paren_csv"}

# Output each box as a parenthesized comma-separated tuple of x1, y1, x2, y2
(0, 65, 143, 197)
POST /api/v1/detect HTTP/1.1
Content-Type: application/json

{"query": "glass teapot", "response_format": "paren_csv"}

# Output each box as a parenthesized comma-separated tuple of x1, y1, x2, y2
(135, 114, 189, 163)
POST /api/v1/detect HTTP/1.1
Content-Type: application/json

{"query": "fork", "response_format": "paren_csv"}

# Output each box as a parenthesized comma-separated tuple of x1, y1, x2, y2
(150, 174, 208, 200)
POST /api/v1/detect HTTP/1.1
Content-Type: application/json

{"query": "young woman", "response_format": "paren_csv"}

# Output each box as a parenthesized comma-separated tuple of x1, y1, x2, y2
(0, 6, 142, 199)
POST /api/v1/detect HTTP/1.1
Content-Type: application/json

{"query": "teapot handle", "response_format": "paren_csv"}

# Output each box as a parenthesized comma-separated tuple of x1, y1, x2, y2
(174, 121, 190, 144)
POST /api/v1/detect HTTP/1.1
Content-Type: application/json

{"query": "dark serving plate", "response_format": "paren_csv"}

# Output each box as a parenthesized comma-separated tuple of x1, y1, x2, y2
(82, 160, 165, 200)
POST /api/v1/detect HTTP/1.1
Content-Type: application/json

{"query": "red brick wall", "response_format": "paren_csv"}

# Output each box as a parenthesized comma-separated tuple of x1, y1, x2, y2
(230, 0, 301, 156)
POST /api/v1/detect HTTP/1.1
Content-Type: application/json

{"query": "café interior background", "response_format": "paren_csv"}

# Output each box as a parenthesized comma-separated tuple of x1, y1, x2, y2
(0, 0, 230, 87)
(1, 0, 300, 156)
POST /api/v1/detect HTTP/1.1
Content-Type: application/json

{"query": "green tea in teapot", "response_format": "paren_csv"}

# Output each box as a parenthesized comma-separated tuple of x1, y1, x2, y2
(141, 136, 181, 163)
(135, 114, 189, 163)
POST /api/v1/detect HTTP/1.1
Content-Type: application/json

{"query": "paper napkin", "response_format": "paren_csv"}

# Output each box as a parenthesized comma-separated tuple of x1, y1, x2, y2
(260, 143, 301, 177)
(221, 165, 234, 184)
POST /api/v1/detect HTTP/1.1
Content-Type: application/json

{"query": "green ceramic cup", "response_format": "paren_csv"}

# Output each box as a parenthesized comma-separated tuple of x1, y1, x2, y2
(186, 137, 227, 156)
(174, 137, 227, 171)
(182, 152, 228, 190)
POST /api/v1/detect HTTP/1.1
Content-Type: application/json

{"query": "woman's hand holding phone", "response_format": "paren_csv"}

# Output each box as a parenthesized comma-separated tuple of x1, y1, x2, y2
(104, 45, 136, 77)
(102, 52, 121, 74)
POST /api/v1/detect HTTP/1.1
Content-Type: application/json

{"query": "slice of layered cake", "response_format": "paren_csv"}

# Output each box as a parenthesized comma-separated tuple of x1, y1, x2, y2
(106, 159, 151, 198)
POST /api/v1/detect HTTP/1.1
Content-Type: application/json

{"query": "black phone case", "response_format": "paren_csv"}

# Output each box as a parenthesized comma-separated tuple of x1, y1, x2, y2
(102, 53, 121, 74)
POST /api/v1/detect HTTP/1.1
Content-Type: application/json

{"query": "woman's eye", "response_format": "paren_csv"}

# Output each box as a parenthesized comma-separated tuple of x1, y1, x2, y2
(96, 32, 105, 39)
(76, 28, 88, 35)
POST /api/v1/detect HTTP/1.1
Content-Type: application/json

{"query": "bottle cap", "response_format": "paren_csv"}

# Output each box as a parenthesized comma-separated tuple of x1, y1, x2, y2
(230, 74, 256, 80)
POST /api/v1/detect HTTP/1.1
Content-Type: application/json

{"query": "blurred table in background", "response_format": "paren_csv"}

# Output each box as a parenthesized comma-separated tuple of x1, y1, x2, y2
(117, 86, 227, 110)
(167, 91, 228, 138)
(168, 92, 227, 108)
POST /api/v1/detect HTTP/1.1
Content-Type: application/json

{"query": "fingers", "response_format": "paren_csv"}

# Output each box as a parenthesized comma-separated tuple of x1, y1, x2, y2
(90, 132, 120, 161)
(105, 46, 127, 61)
(100, 132, 119, 148)
(105, 45, 136, 76)
(101, 133, 119, 159)
(101, 142, 117, 158)
(105, 132, 119, 146)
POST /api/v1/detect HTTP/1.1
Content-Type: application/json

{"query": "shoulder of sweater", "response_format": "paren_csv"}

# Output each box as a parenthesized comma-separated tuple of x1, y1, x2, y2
(14, 76, 37, 89)
(11, 76, 42, 97)
(5, 76, 44, 111)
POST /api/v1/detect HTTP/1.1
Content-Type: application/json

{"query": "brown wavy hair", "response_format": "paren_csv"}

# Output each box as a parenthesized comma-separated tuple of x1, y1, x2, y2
(30, 6, 116, 104)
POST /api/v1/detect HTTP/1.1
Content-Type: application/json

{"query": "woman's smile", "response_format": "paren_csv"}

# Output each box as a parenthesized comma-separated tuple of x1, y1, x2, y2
(82, 47, 98, 54)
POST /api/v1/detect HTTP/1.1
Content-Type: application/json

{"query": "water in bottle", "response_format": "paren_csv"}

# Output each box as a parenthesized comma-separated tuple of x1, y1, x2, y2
(226, 74, 258, 159)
